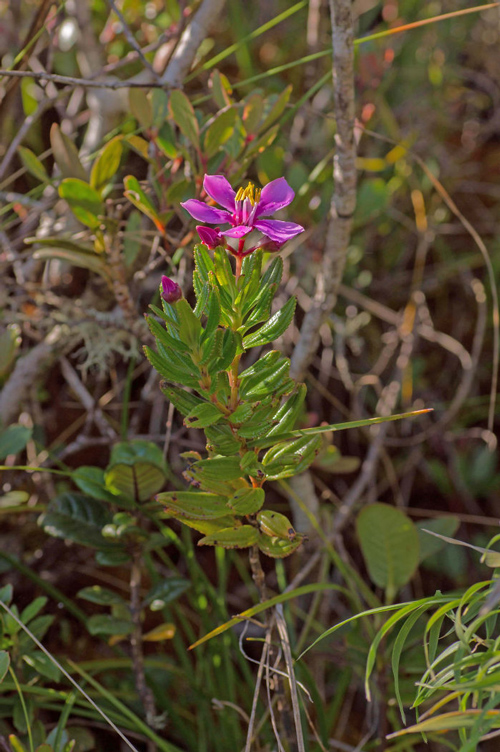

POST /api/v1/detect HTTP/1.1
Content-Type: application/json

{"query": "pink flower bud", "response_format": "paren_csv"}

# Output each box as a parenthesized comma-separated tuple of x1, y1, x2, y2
(196, 225, 223, 250)
(160, 276, 182, 303)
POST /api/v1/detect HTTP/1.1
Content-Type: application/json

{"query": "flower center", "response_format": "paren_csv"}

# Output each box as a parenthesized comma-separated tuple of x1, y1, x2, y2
(235, 182, 261, 206)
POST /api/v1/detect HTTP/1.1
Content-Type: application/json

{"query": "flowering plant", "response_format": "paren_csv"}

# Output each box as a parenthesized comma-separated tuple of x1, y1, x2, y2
(145, 175, 316, 557)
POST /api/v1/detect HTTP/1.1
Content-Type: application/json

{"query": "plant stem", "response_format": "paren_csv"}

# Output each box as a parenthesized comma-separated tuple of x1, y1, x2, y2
(130, 548, 157, 725)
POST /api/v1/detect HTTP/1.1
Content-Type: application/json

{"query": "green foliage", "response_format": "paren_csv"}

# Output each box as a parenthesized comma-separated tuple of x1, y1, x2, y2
(356, 503, 420, 601)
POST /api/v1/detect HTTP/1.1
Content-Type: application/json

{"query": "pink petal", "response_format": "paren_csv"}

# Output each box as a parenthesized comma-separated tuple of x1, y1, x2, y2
(220, 225, 253, 238)
(255, 177, 295, 218)
(203, 175, 236, 212)
(253, 219, 304, 244)
(181, 199, 231, 224)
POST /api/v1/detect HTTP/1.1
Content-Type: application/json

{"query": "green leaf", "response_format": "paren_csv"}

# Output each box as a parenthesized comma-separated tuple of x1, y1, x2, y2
(201, 291, 221, 341)
(227, 487, 265, 515)
(105, 462, 165, 503)
(242, 92, 264, 135)
(169, 89, 199, 147)
(204, 423, 242, 455)
(7, 735, 27, 752)
(209, 70, 233, 108)
(87, 615, 133, 637)
(176, 298, 203, 349)
(123, 210, 142, 266)
(243, 297, 296, 348)
(72, 466, 118, 504)
(158, 491, 231, 520)
(257, 510, 297, 540)
(198, 525, 259, 549)
(50, 123, 86, 180)
(259, 86, 292, 132)
(0, 424, 32, 459)
(32, 246, 111, 281)
(39, 493, 115, 549)
(189, 456, 243, 482)
(203, 107, 238, 157)
(417, 516, 460, 562)
(77, 586, 125, 606)
(267, 384, 306, 437)
(104, 440, 166, 502)
(23, 650, 61, 682)
(124, 175, 164, 232)
(179, 516, 237, 536)
(239, 358, 291, 400)
(356, 503, 420, 598)
(128, 88, 153, 130)
(258, 534, 303, 559)
(0, 651, 9, 683)
(90, 136, 123, 194)
(144, 346, 201, 388)
(161, 384, 205, 416)
(18, 146, 49, 183)
(143, 578, 191, 610)
(59, 179, 104, 229)
(184, 403, 224, 429)
(20, 596, 47, 625)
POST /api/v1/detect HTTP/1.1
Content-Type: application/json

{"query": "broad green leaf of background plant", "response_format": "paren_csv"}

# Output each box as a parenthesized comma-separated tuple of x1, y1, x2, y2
(90, 136, 123, 195)
(50, 123, 86, 180)
(58, 179, 104, 229)
(18, 146, 50, 183)
(39, 493, 116, 549)
(169, 89, 200, 148)
(356, 503, 420, 601)
(0, 424, 32, 460)
(104, 441, 168, 503)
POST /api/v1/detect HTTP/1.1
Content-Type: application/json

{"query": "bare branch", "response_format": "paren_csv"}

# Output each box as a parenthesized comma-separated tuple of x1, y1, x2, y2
(160, 0, 227, 87)
(290, 0, 356, 382)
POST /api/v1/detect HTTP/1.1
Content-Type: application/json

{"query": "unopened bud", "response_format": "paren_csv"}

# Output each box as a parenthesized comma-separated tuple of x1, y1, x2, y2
(160, 276, 182, 303)
(196, 225, 223, 250)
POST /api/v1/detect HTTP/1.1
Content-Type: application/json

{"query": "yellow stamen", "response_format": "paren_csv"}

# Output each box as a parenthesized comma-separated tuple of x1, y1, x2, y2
(235, 182, 261, 206)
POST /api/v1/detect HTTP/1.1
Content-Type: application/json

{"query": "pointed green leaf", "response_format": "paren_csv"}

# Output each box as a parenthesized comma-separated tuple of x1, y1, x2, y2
(180, 516, 237, 535)
(243, 297, 296, 348)
(18, 146, 49, 182)
(50, 123, 86, 180)
(90, 136, 123, 194)
(209, 70, 233, 108)
(190, 456, 243, 482)
(124, 175, 164, 232)
(128, 88, 153, 130)
(169, 89, 199, 147)
(259, 86, 292, 132)
(198, 525, 258, 549)
(417, 516, 460, 562)
(176, 298, 203, 348)
(161, 384, 206, 416)
(203, 107, 238, 157)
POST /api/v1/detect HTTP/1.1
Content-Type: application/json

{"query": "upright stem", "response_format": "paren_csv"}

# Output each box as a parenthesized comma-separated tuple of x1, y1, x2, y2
(130, 548, 157, 724)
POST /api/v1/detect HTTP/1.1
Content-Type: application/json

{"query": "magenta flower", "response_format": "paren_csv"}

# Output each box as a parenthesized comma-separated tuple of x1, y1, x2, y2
(160, 276, 182, 304)
(181, 175, 304, 254)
